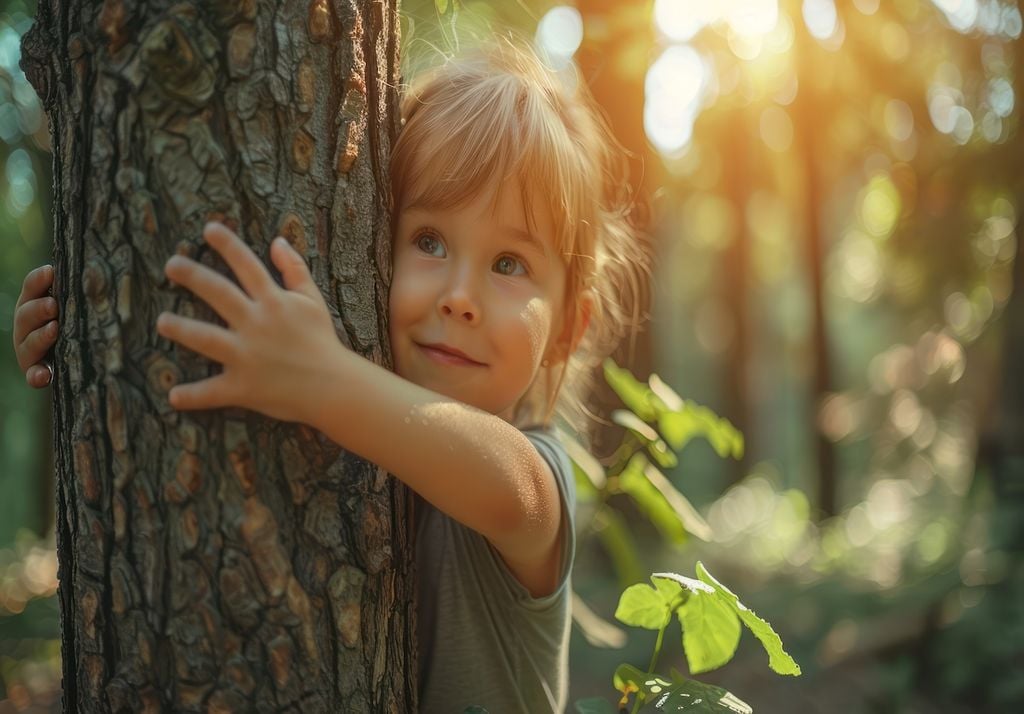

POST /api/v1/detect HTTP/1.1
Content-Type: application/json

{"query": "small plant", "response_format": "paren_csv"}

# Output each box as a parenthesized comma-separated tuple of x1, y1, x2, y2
(572, 561, 801, 713)
(570, 362, 800, 712)
(566, 360, 744, 586)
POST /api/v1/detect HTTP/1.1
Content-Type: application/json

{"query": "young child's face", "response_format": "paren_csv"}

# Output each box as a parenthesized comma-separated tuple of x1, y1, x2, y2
(389, 177, 569, 421)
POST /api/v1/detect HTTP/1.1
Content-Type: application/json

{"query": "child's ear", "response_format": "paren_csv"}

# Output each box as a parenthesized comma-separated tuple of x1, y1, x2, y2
(547, 289, 593, 366)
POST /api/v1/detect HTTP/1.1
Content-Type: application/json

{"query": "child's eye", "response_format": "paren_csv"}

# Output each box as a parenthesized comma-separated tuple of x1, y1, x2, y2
(414, 231, 446, 257)
(493, 254, 527, 277)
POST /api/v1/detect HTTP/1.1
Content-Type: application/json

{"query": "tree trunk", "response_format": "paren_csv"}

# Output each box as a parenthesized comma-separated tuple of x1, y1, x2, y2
(790, 7, 836, 517)
(20, 0, 413, 711)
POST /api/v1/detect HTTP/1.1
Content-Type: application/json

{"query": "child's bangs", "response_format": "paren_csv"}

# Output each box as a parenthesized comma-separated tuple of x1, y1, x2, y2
(394, 74, 590, 267)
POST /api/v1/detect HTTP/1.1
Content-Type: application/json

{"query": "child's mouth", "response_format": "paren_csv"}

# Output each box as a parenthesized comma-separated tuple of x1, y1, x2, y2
(417, 343, 486, 367)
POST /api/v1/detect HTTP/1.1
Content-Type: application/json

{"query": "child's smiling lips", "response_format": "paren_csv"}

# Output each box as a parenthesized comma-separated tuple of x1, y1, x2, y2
(417, 342, 487, 367)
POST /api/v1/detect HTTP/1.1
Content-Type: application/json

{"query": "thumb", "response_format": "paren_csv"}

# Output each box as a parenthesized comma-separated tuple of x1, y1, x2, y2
(272, 238, 320, 302)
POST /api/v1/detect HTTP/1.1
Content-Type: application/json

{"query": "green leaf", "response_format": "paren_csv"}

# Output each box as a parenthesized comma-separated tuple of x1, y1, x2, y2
(657, 401, 745, 460)
(695, 562, 802, 676)
(651, 571, 738, 673)
(658, 410, 699, 451)
(615, 664, 752, 713)
(652, 574, 684, 604)
(594, 507, 646, 586)
(678, 588, 742, 674)
(646, 437, 678, 468)
(620, 454, 688, 546)
(614, 583, 670, 630)
(613, 663, 669, 695)
(604, 359, 658, 421)
(639, 673, 753, 713)
(612, 409, 660, 443)
(642, 463, 713, 541)
(651, 571, 715, 598)
(435, 0, 449, 14)
(574, 697, 617, 714)
(648, 373, 684, 411)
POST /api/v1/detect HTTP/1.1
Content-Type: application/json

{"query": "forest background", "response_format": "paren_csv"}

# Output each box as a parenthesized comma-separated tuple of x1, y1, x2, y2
(1, 0, 1021, 712)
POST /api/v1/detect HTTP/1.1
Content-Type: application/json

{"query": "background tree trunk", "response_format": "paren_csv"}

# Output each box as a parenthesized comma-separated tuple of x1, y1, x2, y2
(20, 0, 413, 711)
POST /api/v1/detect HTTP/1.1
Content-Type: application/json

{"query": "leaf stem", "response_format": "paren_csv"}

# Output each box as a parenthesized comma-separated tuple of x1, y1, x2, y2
(628, 593, 688, 714)
(646, 622, 667, 677)
(629, 619, 667, 714)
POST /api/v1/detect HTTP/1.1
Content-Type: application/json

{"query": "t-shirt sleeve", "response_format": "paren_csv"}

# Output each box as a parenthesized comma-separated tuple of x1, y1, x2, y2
(481, 427, 577, 609)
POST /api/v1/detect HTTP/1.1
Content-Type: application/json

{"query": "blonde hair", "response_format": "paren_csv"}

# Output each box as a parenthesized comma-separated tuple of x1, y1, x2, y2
(389, 36, 650, 444)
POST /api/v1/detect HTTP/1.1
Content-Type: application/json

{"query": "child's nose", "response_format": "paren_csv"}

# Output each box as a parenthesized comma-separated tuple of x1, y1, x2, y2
(438, 279, 480, 324)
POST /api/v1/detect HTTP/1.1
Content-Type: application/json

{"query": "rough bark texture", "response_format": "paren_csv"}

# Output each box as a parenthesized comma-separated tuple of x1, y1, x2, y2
(20, 0, 413, 711)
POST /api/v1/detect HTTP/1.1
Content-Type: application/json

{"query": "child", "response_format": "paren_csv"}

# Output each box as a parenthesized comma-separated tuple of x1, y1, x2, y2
(12, 37, 647, 713)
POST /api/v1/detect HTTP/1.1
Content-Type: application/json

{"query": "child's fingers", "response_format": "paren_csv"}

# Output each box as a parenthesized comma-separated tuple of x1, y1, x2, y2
(201, 222, 276, 301)
(164, 255, 252, 327)
(167, 375, 229, 411)
(13, 295, 58, 346)
(156, 312, 236, 365)
(14, 318, 58, 374)
(271, 238, 331, 310)
(15, 265, 54, 310)
(26, 363, 53, 389)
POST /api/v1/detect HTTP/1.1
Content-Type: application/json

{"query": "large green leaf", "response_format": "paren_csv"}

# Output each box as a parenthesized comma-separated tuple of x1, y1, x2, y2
(615, 664, 753, 713)
(612, 409, 660, 443)
(658, 402, 744, 460)
(646, 436, 679, 468)
(644, 672, 753, 713)
(648, 373, 684, 411)
(695, 562, 802, 676)
(650, 571, 715, 599)
(619, 454, 688, 546)
(643, 463, 713, 541)
(604, 359, 659, 421)
(658, 410, 700, 451)
(613, 663, 666, 696)
(677, 587, 742, 674)
(614, 582, 670, 630)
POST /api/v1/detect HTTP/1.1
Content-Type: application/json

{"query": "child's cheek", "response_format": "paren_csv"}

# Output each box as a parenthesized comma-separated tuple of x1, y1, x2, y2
(521, 298, 553, 363)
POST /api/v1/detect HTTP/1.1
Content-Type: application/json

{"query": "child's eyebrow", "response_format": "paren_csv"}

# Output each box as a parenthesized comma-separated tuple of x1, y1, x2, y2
(498, 226, 549, 259)
(404, 205, 550, 259)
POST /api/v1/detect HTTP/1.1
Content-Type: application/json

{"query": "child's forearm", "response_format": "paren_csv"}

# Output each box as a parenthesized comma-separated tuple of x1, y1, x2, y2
(301, 342, 560, 556)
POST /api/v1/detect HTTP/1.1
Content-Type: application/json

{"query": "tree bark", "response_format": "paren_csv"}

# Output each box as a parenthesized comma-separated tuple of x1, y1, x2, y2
(20, 0, 413, 711)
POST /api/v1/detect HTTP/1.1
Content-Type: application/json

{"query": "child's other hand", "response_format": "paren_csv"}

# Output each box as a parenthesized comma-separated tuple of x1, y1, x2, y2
(157, 222, 341, 424)
(13, 264, 58, 389)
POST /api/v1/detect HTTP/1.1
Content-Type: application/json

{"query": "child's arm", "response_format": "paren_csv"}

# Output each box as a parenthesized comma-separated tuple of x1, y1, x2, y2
(157, 223, 564, 596)
(307, 347, 564, 595)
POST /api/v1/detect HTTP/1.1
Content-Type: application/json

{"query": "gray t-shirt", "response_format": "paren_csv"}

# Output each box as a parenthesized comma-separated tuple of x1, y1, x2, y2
(416, 427, 576, 713)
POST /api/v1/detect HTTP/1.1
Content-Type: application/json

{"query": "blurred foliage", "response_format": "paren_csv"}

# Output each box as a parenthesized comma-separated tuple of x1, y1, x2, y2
(0, 0, 50, 548)
(1, 1, 55, 702)
(2, 0, 1022, 712)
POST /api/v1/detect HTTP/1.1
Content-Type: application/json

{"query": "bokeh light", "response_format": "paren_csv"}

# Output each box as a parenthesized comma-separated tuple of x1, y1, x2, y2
(535, 5, 583, 69)
(644, 45, 710, 156)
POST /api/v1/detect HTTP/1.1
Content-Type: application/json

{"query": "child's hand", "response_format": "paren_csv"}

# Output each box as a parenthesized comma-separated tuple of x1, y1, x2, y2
(157, 222, 341, 424)
(13, 264, 58, 388)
